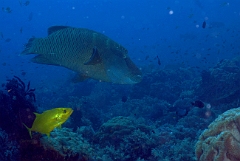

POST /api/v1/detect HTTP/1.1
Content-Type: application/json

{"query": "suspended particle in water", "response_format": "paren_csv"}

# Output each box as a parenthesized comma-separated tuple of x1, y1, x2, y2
(206, 103, 211, 109)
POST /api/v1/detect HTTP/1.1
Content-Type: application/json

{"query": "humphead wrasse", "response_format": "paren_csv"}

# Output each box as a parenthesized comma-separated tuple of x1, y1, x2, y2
(23, 107, 73, 138)
(21, 26, 142, 84)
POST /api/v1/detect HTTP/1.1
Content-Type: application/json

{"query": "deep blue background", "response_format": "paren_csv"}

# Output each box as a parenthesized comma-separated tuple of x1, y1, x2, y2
(0, 0, 240, 91)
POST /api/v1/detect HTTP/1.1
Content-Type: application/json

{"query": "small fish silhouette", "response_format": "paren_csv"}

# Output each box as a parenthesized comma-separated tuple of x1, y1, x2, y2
(202, 21, 206, 28)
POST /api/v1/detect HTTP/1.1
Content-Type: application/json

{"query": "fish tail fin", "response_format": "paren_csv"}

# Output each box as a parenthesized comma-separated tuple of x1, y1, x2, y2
(23, 123, 32, 139)
(21, 37, 36, 55)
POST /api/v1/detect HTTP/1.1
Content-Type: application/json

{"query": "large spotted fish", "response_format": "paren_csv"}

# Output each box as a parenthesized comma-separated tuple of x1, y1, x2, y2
(21, 26, 142, 84)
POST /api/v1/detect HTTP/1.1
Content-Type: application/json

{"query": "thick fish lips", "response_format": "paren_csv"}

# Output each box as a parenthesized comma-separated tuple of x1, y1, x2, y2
(125, 57, 142, 83)
(131, 73, 142, 83)
(106, 57, 142, 84)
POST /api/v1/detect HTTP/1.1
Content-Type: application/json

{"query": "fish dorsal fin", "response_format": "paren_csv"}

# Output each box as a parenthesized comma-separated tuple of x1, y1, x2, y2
(84, 46, 102, 65)
(34, 112, 40, 116)
(48, 26, 70, 35)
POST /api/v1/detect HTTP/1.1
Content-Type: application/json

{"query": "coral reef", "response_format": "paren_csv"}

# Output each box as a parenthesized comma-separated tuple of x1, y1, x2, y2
(107, 97, 171, 121)
(195, 107, 240, 161)
(0, 128, 19, 161)
(17, 127, 95, 161)
(130, 67, 198, 104)
(40, 128, 94, 161)
(3, 57, 240, 161)
(6, 76, 36, 102)
(93, 116, 158, 160)
(0, 76, 38, 160)
(0, 76, 36, 139)
(196, 56, 240, 106)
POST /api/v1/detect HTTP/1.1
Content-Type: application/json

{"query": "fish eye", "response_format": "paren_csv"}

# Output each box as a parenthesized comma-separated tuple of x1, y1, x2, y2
(63, 110, 66, 113)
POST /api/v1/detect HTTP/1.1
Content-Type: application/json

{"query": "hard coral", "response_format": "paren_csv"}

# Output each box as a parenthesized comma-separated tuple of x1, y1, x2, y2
(40, 128, 94, 160)
(93, 116, 157, 160)
(93, 116, 151, 146)
(195, 107, 240, 161)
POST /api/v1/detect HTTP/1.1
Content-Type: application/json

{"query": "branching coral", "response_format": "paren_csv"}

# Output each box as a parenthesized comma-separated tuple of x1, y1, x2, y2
(195, 107, 240, 161)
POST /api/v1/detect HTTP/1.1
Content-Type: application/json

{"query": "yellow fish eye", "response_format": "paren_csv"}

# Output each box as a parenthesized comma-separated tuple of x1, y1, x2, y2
(63, 110, 66, 113)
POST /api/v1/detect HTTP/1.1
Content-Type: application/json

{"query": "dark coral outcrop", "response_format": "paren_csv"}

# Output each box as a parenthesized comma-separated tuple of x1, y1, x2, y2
(196, 56, 240, 105)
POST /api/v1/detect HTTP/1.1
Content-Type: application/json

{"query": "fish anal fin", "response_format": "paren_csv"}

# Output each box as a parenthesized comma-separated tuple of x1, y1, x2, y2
(31, 55, 59, 66)
(72, 73, 89, 83)
(84, 46, 102, 65)
(23, 123, 32, 139)
(48, 26, 70, 35)
(46, 133, 50, 138)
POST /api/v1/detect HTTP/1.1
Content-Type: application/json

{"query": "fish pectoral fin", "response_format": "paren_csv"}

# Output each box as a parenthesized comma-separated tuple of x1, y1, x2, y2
(84, 46, 102, 65)
(72, 73, 89, 83)
(48, 26, 70, 35)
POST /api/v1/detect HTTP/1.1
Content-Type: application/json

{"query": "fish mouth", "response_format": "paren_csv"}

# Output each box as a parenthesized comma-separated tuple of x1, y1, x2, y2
(107, 68, 142, 84)
(124, 57, 142, 83)
(68, 109, 74, 116)
(130, 74, 142, 83)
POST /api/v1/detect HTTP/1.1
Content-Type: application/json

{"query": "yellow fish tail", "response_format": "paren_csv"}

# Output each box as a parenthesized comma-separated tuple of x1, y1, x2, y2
(23, 123, 32, 139)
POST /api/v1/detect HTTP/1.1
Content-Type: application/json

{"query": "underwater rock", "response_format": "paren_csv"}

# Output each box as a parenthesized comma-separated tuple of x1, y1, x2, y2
(19, 137, 67, 161)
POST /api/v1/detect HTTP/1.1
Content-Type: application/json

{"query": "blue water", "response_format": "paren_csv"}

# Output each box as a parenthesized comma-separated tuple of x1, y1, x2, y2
(1, 0, 239, 80)
(0, 0, 240, 161)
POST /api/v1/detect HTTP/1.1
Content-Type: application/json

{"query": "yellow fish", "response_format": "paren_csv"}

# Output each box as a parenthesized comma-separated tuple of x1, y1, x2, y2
(24, 107, 73, 138)
(21, 26, 142, 84)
